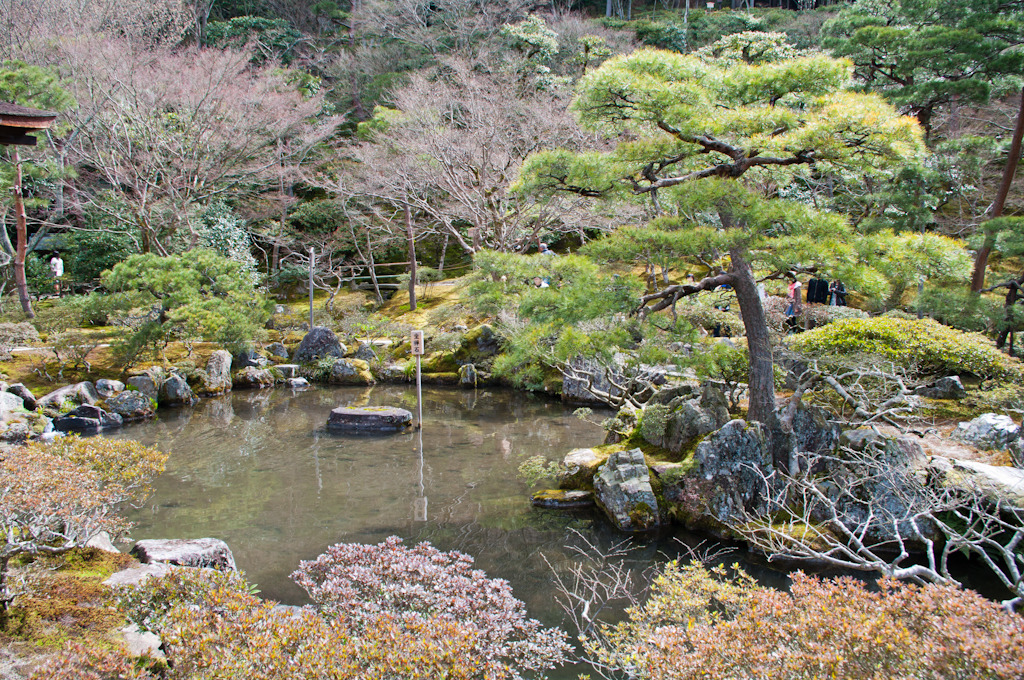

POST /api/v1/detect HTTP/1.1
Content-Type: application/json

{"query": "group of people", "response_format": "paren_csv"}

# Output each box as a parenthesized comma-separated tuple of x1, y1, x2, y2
(786, 277, 845, 316)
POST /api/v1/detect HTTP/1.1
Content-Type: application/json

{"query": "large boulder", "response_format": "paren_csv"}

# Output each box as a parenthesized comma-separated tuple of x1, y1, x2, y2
(452, 324, 501, 366)
(6, 383, 36, 411)
(789, 401, 842, 458)
(352, 342, 378, 363)
(926, 457, 1024, 509)
(672, 419, 780, 532)
(37, 381, 99, 412)
(131, 538, 237, 571)
(104, 390, 156, 422)
(294, 327, 347, 364)
(458, 363, 478, 388)
(953, 413, 1020, 450)
(103, 563, 171, 588)
(266, 342, 289, 360)
(326, 406, 412, 433)
(234, 348, 268, 369)
(204, 350, 233, 395)
(604, 403, 640, 445)
(158, 373, 197, 406)
(94, 379, 125, 399)
(914, 376, 967, 400)
(816, 428, 935, 545)
(328, 358, 375, 385)
(640, 383, 730, 454)
(0, 391, 24, 418)
(52, 404, 122, 433)
(233, 366, 275, 389)
(593, 448, 661, 532)
(127, 375, 159, 402)
(561, 355, 626, 406)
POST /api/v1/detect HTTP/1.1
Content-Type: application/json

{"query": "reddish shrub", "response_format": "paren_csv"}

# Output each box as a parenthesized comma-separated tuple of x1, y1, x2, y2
(292, 536, 571, 679)
(639, 572, 1024, 680)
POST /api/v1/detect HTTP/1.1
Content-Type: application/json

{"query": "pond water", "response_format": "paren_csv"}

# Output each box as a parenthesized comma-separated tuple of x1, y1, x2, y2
(111, 384, 786, 673)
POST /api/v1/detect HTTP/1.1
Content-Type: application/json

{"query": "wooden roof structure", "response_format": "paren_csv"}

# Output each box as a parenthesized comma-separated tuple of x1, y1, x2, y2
(0, 102, 57, 146)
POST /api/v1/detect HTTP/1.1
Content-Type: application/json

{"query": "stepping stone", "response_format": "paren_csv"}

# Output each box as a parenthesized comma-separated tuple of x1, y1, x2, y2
(326, 406, 413, 433)
(531, 489, 595, 509)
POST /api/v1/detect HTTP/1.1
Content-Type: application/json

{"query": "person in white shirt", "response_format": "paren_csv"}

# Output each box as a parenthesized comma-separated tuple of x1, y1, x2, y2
(49, 252, 64, 297)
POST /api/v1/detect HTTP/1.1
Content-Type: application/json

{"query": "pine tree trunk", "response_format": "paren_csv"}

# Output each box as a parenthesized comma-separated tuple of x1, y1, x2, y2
(729, 247, 775, 427)
(971, 86, 1024, 292)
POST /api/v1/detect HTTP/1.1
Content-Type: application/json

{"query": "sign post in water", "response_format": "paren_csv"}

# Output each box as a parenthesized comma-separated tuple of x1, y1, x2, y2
(410, 330, 424, 429)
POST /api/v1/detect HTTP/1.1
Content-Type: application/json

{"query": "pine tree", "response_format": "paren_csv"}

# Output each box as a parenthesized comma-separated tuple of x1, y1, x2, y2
(516, 36, 925, 449)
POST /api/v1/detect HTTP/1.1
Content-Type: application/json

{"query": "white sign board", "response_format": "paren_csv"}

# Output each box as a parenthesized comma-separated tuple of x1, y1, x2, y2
(410, 330, 425, 356)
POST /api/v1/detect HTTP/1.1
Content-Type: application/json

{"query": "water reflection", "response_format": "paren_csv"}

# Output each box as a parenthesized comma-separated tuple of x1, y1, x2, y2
(113, 385, 790, 634)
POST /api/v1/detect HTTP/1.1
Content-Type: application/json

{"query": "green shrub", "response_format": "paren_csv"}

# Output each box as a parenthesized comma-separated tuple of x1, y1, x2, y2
(787, 317, 1024, 382)
(63, 229, 137, 283)
(675, 302, 744, 337)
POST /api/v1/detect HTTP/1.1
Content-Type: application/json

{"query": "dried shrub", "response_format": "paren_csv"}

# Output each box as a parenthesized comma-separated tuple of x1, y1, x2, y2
(0, 322, 40, 347)
(0, 438, 166, 621)
(30, 644, 163, 680)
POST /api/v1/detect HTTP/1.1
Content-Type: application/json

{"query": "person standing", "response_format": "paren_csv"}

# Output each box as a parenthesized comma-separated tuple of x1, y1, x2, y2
(786, 278, 802, 317)
(539, 242, 555, 256)
(49, 252, 64, 297)
(829, 279, 846, 306)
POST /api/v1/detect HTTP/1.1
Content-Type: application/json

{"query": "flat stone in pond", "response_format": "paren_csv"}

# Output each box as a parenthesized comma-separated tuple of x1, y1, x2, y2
(531, 489, 594, 509)
(327, 406, 413, 433)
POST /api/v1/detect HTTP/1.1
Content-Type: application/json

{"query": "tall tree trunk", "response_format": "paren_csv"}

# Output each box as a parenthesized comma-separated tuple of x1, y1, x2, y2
(437, 232, 449, 275)
(366, 233, 383, 305)
(405, 203, 417, 311)
(971, 86, 1024, 292)
(12, 151, 34, 319)
(729, 248, 775, 427)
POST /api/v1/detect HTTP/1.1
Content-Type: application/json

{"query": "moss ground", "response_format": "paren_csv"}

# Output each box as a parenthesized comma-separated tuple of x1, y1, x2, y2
(2, 549, 135, 656)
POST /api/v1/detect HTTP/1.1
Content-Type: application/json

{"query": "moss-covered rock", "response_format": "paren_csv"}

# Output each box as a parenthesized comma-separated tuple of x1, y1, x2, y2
(328, 358, 375, 386)
(423, 351, 459, 373)
(557, 447, 612, 491)
(420, 372, 461, 385)
(530, 489, 595, 509)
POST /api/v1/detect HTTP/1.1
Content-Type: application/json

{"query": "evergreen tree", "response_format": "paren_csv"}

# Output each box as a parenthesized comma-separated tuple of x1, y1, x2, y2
(516, 39, 924, 450)
(820, 0, 1024, 139)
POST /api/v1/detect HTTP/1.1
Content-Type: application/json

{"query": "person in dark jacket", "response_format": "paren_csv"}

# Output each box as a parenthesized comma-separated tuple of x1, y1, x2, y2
(829, 279, 846, 306)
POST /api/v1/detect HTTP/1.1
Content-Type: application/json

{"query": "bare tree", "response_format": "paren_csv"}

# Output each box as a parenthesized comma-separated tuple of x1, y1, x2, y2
(359, 0, 534, 58)
(732, 442, 1024, 611)
(54, 38, 334, 254)
(336, 55, 605, 255)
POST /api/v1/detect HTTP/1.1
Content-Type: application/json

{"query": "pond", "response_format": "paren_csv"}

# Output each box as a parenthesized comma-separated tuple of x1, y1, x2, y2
(111, 385, 785, 673)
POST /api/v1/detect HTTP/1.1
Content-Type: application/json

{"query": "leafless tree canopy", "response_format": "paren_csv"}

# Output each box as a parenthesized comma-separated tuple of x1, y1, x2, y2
(734, 442, 1024, 611)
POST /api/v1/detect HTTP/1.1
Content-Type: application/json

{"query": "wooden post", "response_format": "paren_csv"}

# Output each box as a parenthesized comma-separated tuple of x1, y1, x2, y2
(410, 330, 424, 429)
(308, 247, 315, 329)
(12, 149, 33, 318)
